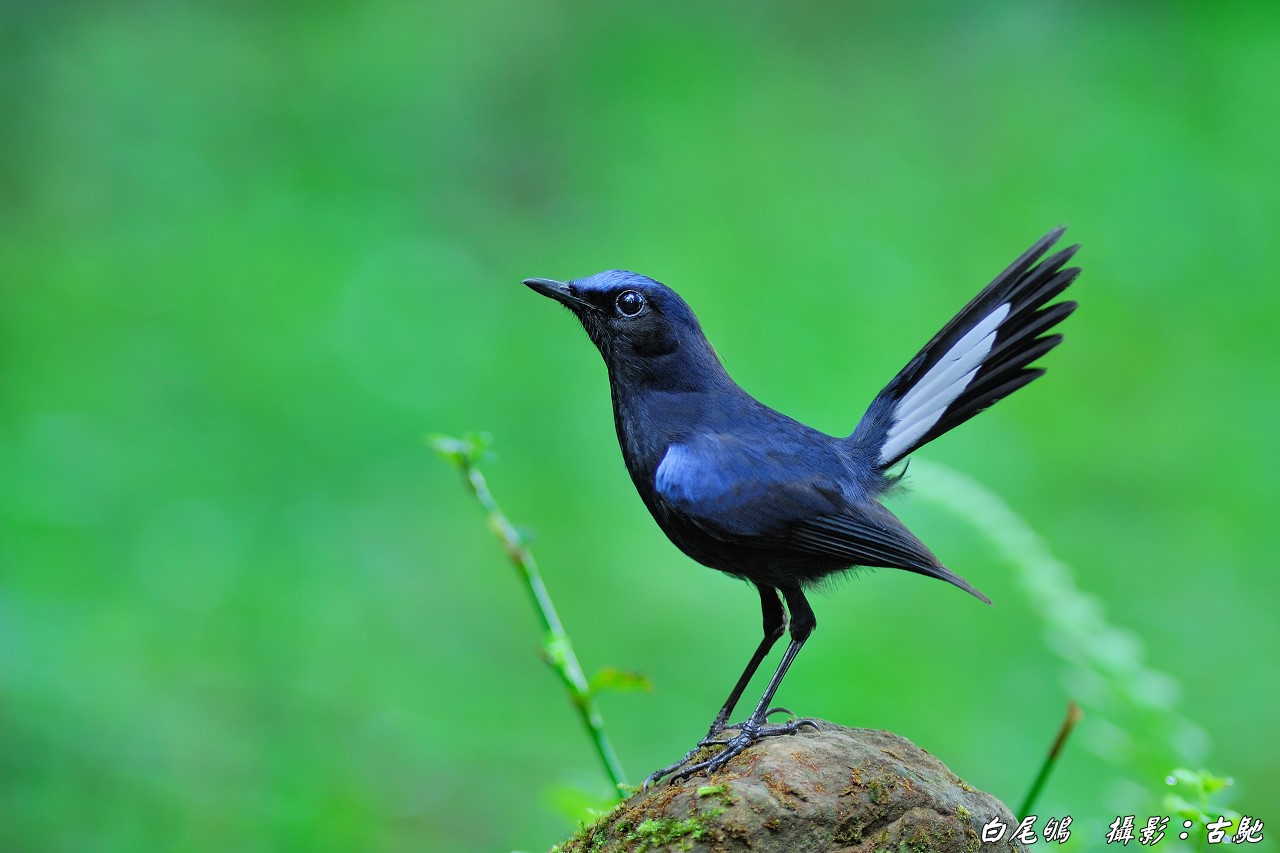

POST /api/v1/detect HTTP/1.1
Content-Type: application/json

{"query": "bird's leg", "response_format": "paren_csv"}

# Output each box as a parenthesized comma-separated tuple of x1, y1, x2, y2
(699, 585, 786, 740)
(669, 586, 819, 783)
(641, 585, 785, 789)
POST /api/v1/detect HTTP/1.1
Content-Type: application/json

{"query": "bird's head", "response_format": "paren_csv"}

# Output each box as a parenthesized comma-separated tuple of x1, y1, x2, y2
(525, 271, 720, 385)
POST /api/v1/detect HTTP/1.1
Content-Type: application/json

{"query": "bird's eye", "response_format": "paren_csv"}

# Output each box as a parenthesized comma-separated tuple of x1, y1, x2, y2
(615, 290, 646, 317)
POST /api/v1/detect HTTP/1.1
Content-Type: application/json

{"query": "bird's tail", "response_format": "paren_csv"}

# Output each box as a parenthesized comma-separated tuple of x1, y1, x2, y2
(850, 228, 1080, 470)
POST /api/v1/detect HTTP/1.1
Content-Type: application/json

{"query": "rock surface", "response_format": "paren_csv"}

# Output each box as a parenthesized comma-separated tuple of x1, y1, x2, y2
(557, 723, 1024, 852)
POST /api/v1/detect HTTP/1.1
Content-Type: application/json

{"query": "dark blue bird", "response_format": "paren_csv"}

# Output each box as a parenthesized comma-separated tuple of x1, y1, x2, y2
(525, 228, 1079, 784)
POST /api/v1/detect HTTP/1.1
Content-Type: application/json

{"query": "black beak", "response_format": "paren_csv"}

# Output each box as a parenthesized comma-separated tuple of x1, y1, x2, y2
(524, 278, 591, 310)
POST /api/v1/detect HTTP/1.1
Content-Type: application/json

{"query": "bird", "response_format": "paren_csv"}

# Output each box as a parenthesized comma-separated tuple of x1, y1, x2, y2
(524, 228, 1079, 785)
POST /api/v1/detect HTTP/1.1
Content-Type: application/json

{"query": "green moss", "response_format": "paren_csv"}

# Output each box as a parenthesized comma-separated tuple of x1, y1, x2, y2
(693, 782, 737, 817)
(832, 817, 864, 845)
(628, 816, 706, 852)
(866, 773, 911, 805)
(554, 822, 608, 853)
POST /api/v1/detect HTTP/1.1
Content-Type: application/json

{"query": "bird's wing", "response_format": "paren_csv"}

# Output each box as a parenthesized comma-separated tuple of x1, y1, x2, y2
(790, 505, 989, 602)
(654, 433, 846, 540)
(654, 432, 988, 602)
(850, 228, 1080, 470)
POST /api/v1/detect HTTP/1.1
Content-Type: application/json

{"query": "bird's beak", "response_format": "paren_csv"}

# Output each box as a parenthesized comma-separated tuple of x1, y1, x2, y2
(524, 277, 591, 310)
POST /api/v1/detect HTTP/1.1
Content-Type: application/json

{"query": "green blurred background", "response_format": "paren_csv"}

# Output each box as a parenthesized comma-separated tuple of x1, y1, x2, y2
(3, 1, 1278, 850)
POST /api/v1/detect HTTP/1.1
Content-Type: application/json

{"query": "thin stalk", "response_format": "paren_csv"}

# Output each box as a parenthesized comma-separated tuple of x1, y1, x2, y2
(432, 434, 628, 794)
(1020, 700, 1082, 817)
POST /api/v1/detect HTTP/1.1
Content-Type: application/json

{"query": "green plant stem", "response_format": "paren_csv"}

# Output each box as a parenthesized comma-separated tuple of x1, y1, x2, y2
(912, 459, 1208, 785)
(1019, 701, 1082, 818)
(435, 436, 628, 794)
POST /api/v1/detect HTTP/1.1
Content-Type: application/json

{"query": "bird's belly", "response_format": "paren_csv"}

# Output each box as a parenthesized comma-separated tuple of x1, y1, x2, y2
(649, 500, 847, 588)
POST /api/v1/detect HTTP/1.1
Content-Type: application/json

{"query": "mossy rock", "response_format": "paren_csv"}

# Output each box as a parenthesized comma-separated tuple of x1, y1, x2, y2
(556, 723, 1024, 853)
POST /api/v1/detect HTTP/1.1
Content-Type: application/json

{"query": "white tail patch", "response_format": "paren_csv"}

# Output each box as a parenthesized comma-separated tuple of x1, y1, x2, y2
(879, 302, 1011, 465)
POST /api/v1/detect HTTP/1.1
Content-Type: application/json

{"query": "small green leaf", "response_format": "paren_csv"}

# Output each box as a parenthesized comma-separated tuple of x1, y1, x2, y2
(426, 431, 493, 465)
(543, 634, 571, 669)
(589, 666, 654, 695)
(1200, 772, 1233, 795)
(543, 782, 616, 825)
(1162, 793, 1202, 821)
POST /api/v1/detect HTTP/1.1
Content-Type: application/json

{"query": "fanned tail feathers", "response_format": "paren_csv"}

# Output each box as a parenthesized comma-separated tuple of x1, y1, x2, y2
(851, 228, 1080, 470)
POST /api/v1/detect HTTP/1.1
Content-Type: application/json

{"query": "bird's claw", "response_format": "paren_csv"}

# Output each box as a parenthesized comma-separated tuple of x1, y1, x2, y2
(641, 744, 705, 790)
(644, 717, 821, 787)
(720, 706, 796, 731)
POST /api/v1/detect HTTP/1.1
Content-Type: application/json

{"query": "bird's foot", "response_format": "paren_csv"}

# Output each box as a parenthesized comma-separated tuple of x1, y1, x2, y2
(668, 716, 819, 784)
(642, 714, 819, 788)
(719, 706, 798, 733)
(641, 744, 707, 790)
(640, 712, 745, 789)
